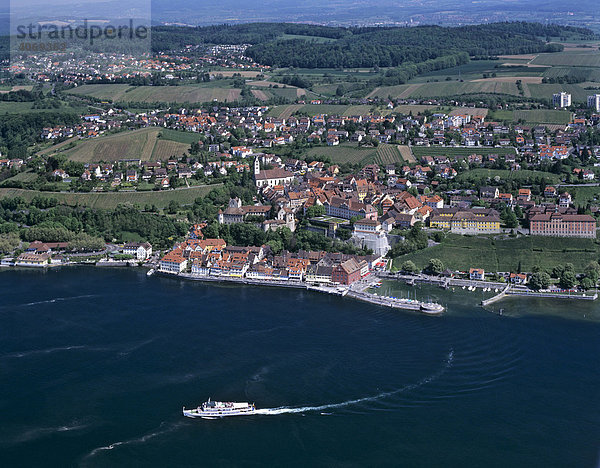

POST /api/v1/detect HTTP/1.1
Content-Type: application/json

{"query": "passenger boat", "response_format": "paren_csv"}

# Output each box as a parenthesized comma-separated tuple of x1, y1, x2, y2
(183, 398, 256, 419)
(420, 302, 444, 315)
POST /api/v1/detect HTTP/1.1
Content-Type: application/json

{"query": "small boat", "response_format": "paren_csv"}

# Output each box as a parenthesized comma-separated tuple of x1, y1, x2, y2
(147, 268, 155, 277)
(183, 398, 256, 419)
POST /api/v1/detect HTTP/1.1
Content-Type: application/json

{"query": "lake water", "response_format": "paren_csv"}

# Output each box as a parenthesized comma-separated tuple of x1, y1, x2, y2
(0, 267, 598, 467)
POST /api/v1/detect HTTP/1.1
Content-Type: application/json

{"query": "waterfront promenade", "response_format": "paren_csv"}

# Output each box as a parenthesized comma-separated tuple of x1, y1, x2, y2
(161, 271, 444, 315)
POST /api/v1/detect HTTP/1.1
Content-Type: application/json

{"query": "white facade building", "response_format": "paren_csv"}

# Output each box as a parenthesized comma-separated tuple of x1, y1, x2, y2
(588, 94, 600, 112)
(553, 92, 571, 108)
(351, 219, 390, 256)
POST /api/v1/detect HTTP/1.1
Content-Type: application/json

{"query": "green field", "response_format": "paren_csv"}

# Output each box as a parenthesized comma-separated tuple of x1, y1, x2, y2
(0, 185, 217, 209)
(0, 101, 88, 114)
(43, 128, 195, 163)
(531, 50, 600, 67)
(374, 144, 403, 165)
(512, 109, 572, 124)
(305, 142, 377, 165)
(489, 109, 572, 124)
(2, 171, 38, 183)
(370, 81, 522, 99)
(268, 103, 385, 118)
(563, 186, 600, 208)
(527, 83, 592, 102)
(267, 104, 304, 118)
(392, 234, 600, 273)
(411, 146, 517, 159)
(67, 84, 242, 103)
(456, 168, 561, 184)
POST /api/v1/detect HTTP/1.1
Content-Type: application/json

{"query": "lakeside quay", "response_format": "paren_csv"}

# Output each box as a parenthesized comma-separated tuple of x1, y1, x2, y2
(158, 270, 445, 315)
(384, 272, 598, 304)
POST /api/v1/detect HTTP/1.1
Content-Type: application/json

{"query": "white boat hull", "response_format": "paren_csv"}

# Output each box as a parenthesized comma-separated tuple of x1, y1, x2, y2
(183, 402, 256, 419)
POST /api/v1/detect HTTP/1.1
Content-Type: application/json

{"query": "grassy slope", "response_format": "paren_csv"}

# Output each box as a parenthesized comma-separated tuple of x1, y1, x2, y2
(411, 146, 517, 158)
(304, 142, 377, 165)
(392, 234, 600, 273)
(44, 128, 196, 163)
(0, 185, 217, 209)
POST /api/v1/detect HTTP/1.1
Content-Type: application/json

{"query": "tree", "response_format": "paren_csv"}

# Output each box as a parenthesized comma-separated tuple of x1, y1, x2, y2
(266, 239, 283, 254)
(559, 271, 577, 290)
(305, 205, 325, 219)
(167, 200, 179, 214)
(501, 207, 518, 228)
(579, 277, 596, 290)
(401, 260, 417, 273)
(67, 233, 105, 252)
(426, 258, 444, 275)
(584, 261, 600, 283)
(529, 272, 550, 290)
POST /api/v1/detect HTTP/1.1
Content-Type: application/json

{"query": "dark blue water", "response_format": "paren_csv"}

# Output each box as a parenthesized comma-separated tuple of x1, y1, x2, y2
(0, 267, 598, 467)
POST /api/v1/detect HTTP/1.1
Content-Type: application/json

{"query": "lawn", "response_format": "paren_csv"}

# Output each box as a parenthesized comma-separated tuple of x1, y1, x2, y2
(392, 234, 600, 273)
(0, 185, 218, 209)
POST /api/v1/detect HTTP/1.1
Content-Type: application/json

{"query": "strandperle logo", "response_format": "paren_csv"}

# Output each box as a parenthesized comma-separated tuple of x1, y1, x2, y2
(16, 19, 149, 46)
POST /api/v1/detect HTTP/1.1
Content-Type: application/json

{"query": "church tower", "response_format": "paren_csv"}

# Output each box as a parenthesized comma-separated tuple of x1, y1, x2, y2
(254, 157, 260, 175)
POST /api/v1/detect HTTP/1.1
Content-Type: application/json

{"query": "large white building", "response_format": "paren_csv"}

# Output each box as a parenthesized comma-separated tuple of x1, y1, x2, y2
(351, 218, 390, 256)
(553, 92, 571, 108)
(253, 158, 295, 188)
(588, 94, 600, 112)
(123, 242, 152, 260)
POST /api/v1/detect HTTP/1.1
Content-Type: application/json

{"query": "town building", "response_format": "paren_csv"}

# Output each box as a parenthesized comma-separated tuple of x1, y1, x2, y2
(159, 250, 187, 273)
(469, 268, 485, 280)
(553, 92, 572, 108)
(529, 213, 596, 238)
(331, 258, 363, 285)
(324, 196, 377, 221)
(123, 242, 153, 260)
(352, 218, 390, 256)
(15, 252, 50, 267)
(588, 94, 600, 112)
(253, 158, 294, 188)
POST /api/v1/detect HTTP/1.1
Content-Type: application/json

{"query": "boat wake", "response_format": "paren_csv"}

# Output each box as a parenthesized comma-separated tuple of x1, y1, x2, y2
(10, 295, 99, 308)
(81, 421, 183, 464)
(1, 421, 92, 447)
(254, 349, 454, 416)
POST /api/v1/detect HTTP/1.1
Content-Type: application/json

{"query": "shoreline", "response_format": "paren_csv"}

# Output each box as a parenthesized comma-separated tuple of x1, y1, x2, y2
(157, 270, 445, 315)
(3, 261, 596, 311)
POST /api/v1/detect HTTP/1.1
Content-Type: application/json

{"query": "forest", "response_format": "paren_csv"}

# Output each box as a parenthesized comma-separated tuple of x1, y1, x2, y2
(0, 112, 81, 157)
(244, 22, 578, 68)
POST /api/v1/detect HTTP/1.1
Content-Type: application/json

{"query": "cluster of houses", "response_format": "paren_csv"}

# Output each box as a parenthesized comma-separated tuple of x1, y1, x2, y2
(10, 240, 152, 267)
(159, 237, 386, 285)
(15, 44, 262, 84)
